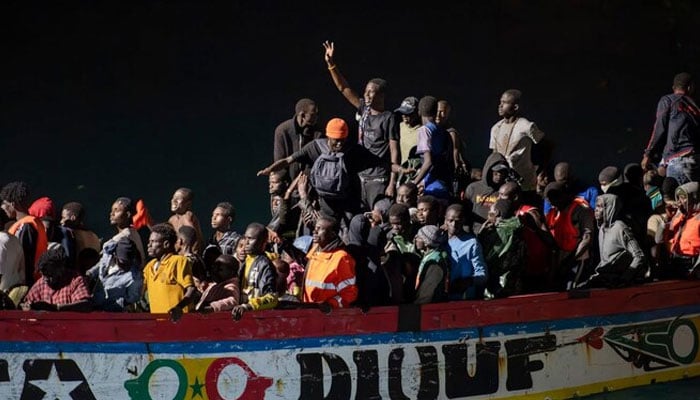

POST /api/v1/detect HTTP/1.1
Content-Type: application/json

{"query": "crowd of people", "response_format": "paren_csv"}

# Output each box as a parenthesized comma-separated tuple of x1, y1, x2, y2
(0, 43, 698, 320)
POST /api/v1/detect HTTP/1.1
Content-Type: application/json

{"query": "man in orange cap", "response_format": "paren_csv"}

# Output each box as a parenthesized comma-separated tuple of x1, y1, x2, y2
(258, 118, 397, 231)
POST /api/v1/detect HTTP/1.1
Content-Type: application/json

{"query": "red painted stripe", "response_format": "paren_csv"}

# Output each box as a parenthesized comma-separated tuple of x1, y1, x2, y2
(0, 280, 698, 343)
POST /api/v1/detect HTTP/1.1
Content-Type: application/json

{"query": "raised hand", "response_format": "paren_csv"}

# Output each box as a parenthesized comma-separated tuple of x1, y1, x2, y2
(323, 40, 335, 66)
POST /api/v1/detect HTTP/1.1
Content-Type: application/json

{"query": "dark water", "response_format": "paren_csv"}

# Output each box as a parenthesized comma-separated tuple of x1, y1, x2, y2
(1, 2, 699, 238)
(582, 377, 700, 399)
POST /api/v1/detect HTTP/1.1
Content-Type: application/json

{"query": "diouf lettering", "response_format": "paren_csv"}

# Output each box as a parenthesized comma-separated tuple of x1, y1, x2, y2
(296, 334, 556, 400)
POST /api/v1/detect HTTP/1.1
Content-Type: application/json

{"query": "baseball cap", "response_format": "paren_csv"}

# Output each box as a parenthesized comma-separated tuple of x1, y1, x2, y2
(395, 96, 418, 115)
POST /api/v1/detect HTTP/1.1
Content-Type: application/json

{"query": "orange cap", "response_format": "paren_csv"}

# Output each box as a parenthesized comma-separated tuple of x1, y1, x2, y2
(325, 118, 348, 139)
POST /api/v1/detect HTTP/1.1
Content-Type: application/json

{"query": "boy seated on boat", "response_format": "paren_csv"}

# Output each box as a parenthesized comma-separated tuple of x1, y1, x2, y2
(231, 223, 279, 320)
(21, 248, 92, 312)
(194, 254, 240, 313)
(581, 193, 648, 288)
(86, 236, 143, 312)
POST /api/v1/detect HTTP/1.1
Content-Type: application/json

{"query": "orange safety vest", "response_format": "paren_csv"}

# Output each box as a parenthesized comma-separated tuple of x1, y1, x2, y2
(8, 215, 48, 280)
(669, 213, 700, 257)
(546, 198, 589, 253)
(304, 245, 358, 308)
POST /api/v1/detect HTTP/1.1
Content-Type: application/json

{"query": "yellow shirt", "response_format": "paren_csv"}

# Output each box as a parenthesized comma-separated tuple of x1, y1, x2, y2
(143, 253, 194, 314)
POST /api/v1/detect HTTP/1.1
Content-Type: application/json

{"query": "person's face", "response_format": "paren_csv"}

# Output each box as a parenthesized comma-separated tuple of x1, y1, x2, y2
(211, 207, 231, 231)
(244, 227, 265, 255)
(664, 199, 678, 218)
(498, 184, 516, 201)
(537, 172, 549, 188)
(212, 257, 235, 282)
(594, 201, 606, 226)
(677, 193, 690, 215)
(414, 235, 426, 252)
(389, 214, 409, 236)
(397, 186, 417, 207)
(60, 209, 77, 227)
(416, 202, 436, 225)
(327, 137, 345, 152)
(312, 219, 335, 247)
(147, 232, 168, 259)
(498, 93, 517, 118)
(436, 102, 450, 126)
(444, 209, 464, 237)
(109, 201, 130, 228)
(487, 205, 501, 224)
(363, 82, 383, 108)
(492, 170, 506, 185)
(175, 235, 185, 254)
(1, 200, 16, 219)
(235, 238, 246, 260)
(554, 165, 569, 184)
(299, 104, 319, 127)
(170, 190, 191, 214)
(269, 175, 285, 195)
(42, 265, 68, 291)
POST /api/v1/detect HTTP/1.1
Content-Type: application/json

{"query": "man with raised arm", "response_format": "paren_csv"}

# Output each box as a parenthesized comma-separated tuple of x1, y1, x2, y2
(323, 40, 400, 208)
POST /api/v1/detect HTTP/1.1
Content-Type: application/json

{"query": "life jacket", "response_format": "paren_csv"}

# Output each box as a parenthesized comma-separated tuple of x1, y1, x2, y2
(669, 212, 700, 257)
(8, 215, 48, 281)
(517, 205, 551, 275)
(546, 198, 589, 253)
(304, 245, 357, 308)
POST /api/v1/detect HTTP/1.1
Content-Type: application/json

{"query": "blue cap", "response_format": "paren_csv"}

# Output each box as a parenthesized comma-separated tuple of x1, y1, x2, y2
(293, 235, 313, 254)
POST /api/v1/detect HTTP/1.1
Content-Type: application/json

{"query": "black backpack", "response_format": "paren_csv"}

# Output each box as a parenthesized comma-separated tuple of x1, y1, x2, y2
(309, 139, 349, 199)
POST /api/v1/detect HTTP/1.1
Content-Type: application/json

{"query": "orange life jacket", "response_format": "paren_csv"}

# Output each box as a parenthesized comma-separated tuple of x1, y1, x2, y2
(669, 212, 700, 257)
(304, 245, 358, 308)
(8, 215, 48, 280)
(546, 198, 589, 253)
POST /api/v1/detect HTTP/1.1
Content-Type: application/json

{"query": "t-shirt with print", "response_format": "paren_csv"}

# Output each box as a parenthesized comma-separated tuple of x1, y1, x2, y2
(357, 99, 399, 179)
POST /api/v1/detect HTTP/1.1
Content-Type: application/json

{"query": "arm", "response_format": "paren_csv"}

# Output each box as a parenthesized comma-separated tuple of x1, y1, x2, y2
(449, 130, 466, 173)
(412, 150, 432, 185)
(642, 97, 671, 169)
(326, 255, 357, 309)
(573, 208, 596, 260)
(169, 285, 196, 322)
(257, 156, 294, 176)
(387, 139, 400, 197)
(323, 41, 361, 109)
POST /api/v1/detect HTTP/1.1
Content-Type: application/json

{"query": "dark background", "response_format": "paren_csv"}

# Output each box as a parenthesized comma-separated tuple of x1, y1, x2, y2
(1, 1, 698, 239)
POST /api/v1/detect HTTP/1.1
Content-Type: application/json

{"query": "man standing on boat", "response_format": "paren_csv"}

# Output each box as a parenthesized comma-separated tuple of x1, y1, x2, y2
(642, 72, 699, 184)
(489, 89, 545, 202)
(323, 40, 400, 209)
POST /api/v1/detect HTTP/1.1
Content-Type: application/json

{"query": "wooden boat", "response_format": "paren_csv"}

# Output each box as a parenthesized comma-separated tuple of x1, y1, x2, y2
(0, 279, 699, 399)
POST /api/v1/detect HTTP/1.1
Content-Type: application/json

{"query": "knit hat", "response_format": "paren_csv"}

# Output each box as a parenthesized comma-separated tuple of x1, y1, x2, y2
(28, 197, 55, 220)
(415, 225, 447, 249)
(325, 118, 349, 139)
(598, 166, 620, 184)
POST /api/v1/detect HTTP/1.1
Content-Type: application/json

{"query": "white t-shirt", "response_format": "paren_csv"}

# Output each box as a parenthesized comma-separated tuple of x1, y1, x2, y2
(0, 231, 25, 291)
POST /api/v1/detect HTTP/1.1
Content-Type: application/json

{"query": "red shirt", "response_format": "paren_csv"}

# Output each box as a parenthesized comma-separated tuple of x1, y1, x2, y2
(24, 273, 90, 306)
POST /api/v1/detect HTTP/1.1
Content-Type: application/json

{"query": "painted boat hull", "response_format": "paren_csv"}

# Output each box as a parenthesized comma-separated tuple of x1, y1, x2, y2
(0, 280, 699, 399)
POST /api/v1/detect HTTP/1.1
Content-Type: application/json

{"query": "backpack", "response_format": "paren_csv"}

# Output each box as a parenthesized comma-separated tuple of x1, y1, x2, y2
(309, 139, 350, 199)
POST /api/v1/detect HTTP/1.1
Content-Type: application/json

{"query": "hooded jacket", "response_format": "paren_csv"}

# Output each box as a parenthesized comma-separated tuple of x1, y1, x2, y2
(464, 152, 511, 231)
(595, 194, 647, 280)
(669, 182, 700, 257)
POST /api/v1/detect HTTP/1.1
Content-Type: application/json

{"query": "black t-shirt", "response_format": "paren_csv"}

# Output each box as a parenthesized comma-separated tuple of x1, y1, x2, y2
(357, 100, 399, 178)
